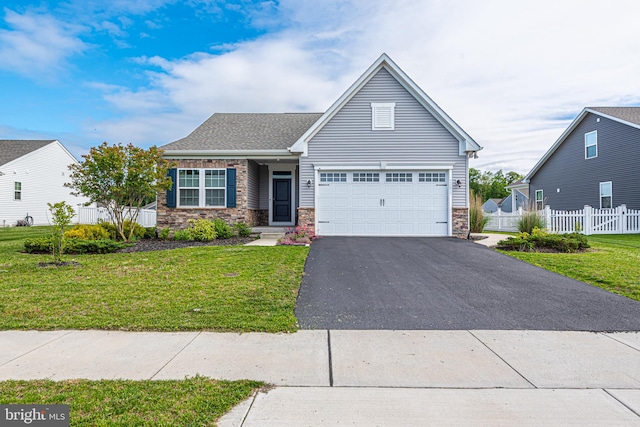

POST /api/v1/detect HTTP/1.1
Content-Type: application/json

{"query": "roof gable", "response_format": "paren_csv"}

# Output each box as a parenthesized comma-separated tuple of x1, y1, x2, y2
(0, 140, 57, 167)
(289, 53, 481, 156)
(524, 106, 640, 181)
(162, 113, 323, 153)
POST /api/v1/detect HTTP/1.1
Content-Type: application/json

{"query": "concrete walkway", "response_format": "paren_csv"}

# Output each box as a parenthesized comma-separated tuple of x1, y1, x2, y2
(471, 232, 508, 247)
(1, 330, 640, 425)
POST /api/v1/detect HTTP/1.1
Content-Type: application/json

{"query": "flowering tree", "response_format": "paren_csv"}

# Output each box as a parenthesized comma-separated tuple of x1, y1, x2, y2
(66, 142, 173, 241)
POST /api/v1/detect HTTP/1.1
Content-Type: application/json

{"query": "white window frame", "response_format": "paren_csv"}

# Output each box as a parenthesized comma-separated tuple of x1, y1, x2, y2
(14, 182, 21, 201)
(177, 168, 226, 208)
(599, 181, 612, 209)
(419, 172, 446, 183)
(319, 172, 347, 183)
(352, 172, 379, 182)
(535, 189, 543, 211)
(585, 130, 597, 159)
(371, 102, 396, 130)
(385, 172, 412, 182)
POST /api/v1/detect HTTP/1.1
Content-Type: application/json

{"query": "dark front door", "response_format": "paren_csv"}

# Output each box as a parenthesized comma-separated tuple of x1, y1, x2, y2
(273, 178, 292, 222)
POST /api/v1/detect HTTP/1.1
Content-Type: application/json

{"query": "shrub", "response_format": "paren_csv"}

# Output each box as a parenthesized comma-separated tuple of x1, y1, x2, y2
(99, 220, 146, 241)
(173, 229, 192, 241)
(143, 227, 157, 239)
(186, 219, 217, 242)
(469, 190, 489, 233)
(24, 237, 53, 253)
(25, 237, 127, 254)
(213, 218, 234, 239)
(233, 221, 253, 238)
(497, 227, 590, 253)
(65, 224, 111, 240)
(518, 210, 545, 234)
(158, 227, 171, 240)
(277, 225, 318, 246)
(66, 239, 129, 254)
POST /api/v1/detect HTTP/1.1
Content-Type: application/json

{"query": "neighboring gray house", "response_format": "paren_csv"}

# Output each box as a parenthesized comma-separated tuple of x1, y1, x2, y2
(482, 198, 503, 213)
(524, 107, 640, 211)
(502, 181, 529, 212)
(482, 189, 528, 213)
(158, 53, 482, 237)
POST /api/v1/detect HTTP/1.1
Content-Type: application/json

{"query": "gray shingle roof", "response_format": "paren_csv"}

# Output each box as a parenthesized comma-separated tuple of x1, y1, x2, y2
(161, 113, 323, 151)
(0, 140, 55, 166)
(588, 107, 640, 126)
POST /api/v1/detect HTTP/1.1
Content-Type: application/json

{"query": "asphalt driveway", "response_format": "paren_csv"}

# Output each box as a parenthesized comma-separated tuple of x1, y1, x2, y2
(295, 237, 640, 330)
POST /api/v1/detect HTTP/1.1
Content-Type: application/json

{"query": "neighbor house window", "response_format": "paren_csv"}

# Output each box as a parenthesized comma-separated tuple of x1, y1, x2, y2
(178, 169, 225, 207)
(371, 103, 396, 130)
(14, 182, 21, 200)
(535, 189, 543, 210)
(600, 181, 612, 209)
(585, 131, 597, 159)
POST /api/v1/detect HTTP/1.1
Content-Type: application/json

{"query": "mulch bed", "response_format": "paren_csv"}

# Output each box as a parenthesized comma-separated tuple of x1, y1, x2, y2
(117, 237, 257, 253)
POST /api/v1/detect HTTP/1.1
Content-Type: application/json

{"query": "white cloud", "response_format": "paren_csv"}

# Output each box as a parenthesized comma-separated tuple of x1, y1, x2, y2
(0, 8, 87, 78)
(87, 0, 640, 174)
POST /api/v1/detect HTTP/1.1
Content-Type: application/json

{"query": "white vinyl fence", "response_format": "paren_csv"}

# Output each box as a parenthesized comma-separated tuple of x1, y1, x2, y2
(76, 206, 157, 227)
(485, 205, 640, 235)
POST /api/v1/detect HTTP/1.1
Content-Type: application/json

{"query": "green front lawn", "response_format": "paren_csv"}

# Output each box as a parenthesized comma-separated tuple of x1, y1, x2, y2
(0, 227, 308, 332)
(501, 234, 640, 301)
(0, 377, 261, 426)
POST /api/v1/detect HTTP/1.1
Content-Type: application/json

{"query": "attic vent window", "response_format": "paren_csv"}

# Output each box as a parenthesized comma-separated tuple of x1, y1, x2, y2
(371, 103, 395, 130)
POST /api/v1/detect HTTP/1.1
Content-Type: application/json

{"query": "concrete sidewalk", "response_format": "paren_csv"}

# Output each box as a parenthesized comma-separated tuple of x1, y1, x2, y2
(1, 330, 640, 425)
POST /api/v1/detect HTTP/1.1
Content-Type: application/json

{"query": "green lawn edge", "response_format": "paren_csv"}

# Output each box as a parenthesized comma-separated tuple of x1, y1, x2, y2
(499, 234, 640, 301)
(0, 377, 263, 426)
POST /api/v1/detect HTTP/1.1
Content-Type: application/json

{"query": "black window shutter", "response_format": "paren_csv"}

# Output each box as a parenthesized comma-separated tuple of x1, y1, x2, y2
(226, 168, 236, 208)
(166, 168, 177, 208)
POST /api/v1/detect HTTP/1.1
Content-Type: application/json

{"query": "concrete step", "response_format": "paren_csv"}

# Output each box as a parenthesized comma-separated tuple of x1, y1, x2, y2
(252, 227, 287, 234)
(260, 232, 286, 240)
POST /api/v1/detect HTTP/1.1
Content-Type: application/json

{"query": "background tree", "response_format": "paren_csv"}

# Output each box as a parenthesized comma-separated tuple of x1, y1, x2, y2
(469, 168, 524, 202)
(67, 142, 173, 241)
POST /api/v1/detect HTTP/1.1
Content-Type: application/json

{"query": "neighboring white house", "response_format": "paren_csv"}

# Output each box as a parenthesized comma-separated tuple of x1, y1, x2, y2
(0, 140, 90, 226)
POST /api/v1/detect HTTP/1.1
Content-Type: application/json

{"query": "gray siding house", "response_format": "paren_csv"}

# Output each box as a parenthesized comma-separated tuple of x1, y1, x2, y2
(482, 198, 503, 213)
(525, 107, 640, 211)
(158, 54, 482, 237)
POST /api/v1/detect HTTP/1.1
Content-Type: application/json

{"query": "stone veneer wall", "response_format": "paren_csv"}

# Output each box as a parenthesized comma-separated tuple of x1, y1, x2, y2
(297, 207, 315, 230)
(157, 158, 261, 230)
(452, 207, 469, 238)
(250, 209, 269, 227)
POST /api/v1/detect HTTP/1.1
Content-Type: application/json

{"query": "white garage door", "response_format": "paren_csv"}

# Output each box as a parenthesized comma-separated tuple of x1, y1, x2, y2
(316, 171, 449, 236)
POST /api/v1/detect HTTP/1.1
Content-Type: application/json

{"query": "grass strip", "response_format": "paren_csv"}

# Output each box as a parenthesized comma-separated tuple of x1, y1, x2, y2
(0, 377, 262, 426)
(501, 234, 640, 301)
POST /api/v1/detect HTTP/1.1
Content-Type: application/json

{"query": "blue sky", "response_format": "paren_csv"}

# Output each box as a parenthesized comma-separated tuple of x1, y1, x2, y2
(2, 0, 640, 174)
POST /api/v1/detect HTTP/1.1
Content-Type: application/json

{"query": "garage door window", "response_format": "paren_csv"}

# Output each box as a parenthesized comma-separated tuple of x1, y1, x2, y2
(386, 172, 412, 182)
(353, 173, 380, 182)
(419, 172, 446, 183)
(320, 172, 347, 183)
